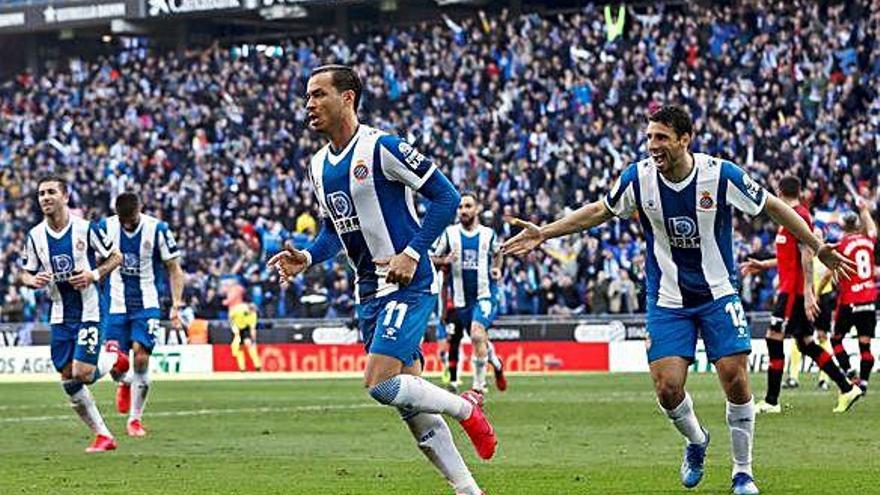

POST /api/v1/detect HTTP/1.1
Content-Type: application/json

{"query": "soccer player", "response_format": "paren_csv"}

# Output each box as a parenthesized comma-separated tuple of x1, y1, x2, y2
(102, 192, 185, 437)
(741, 176, 862, 414)
(502, 106, 855, 495)
(820, 199, 877, 394)
(223, 281, 262, 372)
(268, 64, 495, 495)
(20, 175, 127, 452)
(432, 192, 507, 394)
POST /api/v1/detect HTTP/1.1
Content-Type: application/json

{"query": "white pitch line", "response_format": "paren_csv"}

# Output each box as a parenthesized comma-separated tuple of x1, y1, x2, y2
(0, 403, 378, 424)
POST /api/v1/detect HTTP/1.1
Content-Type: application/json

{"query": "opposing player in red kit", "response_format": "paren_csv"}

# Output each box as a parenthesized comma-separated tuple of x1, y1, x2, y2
(819, 196, 877, 395)
(741, 176, 863, 413)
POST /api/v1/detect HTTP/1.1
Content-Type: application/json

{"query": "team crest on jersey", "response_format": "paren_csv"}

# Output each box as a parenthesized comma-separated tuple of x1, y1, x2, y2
(75, 239, 85, 252)
(644, 199, 658, 211)
(352, 160, 370, 182)
(666, 217, 700, 248)
(326, 191, 360, 234)
(699, 191, 714, 210)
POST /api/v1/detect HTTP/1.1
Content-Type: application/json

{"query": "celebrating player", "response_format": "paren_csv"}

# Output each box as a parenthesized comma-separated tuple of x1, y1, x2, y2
(741, 176, 862, 414)
(268, 65, 495, 495)
(502, 106, 855, 495)
(819, 198, 877, 394)
(101, 192, 185, 437)
(432, 192, 507, 394)
(20, 175, 127, 452)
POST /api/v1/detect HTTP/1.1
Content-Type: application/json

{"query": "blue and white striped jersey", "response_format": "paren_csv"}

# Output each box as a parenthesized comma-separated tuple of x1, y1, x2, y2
(309, 125, 438, 302)
(603, 153, 766, 308)
(101, 214, 180, 317)
(433, 224, 499, 308)
(22, 216, 114, 324)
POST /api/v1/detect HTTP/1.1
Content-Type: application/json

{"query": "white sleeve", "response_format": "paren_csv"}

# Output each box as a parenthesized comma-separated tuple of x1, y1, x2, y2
(21, 234, 40, 274)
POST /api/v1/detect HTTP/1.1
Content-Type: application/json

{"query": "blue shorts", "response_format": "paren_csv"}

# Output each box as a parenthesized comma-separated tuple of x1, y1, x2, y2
(646, 294, 752, 363)
(50, 322, 101, 372)
(104, 309, 162, 353)
(452, 297, 498, 333)
(357, 290, 436, 367)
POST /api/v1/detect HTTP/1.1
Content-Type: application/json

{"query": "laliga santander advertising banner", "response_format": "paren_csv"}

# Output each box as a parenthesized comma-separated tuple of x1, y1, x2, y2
(212, 342, 610, 373)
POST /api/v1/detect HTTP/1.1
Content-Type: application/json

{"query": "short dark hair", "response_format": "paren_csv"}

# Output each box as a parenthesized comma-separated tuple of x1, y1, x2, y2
(842, 211, 860, 232)
(311, 64, 363, 111)
(460, 190, 478, 202)
(115, 192, 141, 219)
(37, 174, 68, 194)
(647, 105, 694, 137)
(778, 175, 801, 199)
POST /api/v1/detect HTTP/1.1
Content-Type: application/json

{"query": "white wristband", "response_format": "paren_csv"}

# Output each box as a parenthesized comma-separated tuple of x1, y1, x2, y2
(90, 269, 101, 282)
(403, 246, 421, 262)
(302, 250, 313, 268)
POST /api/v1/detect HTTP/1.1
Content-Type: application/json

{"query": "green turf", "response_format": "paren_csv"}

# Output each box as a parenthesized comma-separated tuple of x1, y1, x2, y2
(0, 374, 876, 494)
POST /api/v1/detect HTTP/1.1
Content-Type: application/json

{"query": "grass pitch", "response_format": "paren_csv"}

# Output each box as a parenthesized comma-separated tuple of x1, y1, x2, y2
(0, 373, 877, 494)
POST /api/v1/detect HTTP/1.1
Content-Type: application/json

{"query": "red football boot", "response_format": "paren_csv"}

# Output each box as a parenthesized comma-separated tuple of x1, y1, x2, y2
(85, 434, 117, 453)
(104, 340, 130, 380)
(116, 383, 131, 415)
(127, 419, 147, 437)
(459, 390, 497, 460)
(493, 361, 507, 392)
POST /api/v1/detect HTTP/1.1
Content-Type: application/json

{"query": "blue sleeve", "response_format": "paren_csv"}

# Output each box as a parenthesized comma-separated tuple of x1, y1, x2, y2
(407, 170, 461, 256)
(602, 163, 639, 217)
(304, 217, 343, 265)
(721, 161, 766, 216)
(89, 219, 114, 258)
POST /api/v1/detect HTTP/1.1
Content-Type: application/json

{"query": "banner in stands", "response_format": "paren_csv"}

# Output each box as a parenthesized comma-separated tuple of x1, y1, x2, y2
(0, 0, 141, 34)
(0, 345, 213, 375)
(212, 342, 610, 373)
(609, 339, 880, 373)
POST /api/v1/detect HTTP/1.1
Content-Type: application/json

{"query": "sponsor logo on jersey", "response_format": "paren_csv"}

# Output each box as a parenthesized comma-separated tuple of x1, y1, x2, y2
(645, 199, 658, 211)
(462, 249, 479, 270)
(699, 191, 714, 210)
(666, 217, 700, 248)
(51, 254, 74, 281)
(122, 252, 140, 276)
(326, 191, 360, 234)
(742, 174, 761, 199)
(397, 142, 427, 170)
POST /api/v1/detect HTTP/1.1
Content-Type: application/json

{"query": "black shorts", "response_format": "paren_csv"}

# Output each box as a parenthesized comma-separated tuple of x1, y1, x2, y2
(238, 327, 253, 342)
(815, 292, 836, 332)
(834, 302, 876, 338)
(770, 293, 813, 337)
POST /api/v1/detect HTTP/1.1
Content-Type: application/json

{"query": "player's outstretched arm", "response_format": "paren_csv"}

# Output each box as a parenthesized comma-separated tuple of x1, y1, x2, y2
(858, 197, 877, 239)
(763, 194, 856, 279)
(502, 200, 613, 256)
(739, 257, 776, 276)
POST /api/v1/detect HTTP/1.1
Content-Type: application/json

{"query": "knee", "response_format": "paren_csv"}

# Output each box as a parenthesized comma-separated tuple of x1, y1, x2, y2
(134, 349, 150, 371)
(795, 337, 811, 353)
(471, 328, 488, 345)
(654, 377, 685, 409)
(71, 368, 93, 383)
(367, 375, 401, 405)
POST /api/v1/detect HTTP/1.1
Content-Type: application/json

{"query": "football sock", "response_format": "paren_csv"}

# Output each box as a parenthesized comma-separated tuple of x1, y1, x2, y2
(818, 337, 832, 384)
(801, 340, 852, 393)
(472, 356, 487, 391)
(765, 338, 784, 405)
(232, 344, 246, 371)
(661, 391, 706, 445)
(831, 334, 851, 372)
(487, 342, 502, 369)
(727, 398, 755, 477)
(440, 350, 449, 369)
(130, 369, 150, 421)
(247, 345, 262, 370)
(859, 342, 874, 384)
(788, 342, 801, 382)
(370, 375, 473, 420)
(400, 409, 480, 495)
(63, 380, 111, 437)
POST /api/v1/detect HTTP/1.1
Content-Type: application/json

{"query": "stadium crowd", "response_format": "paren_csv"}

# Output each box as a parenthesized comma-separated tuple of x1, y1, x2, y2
(1, 0, 878, 323)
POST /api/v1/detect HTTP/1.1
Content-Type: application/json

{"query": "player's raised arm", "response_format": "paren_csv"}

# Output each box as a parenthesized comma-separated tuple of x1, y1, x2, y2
(857, 196, 877, 239)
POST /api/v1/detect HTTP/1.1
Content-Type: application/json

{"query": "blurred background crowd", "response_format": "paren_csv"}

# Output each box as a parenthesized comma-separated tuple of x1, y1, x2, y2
(1, 0, 878, 323)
